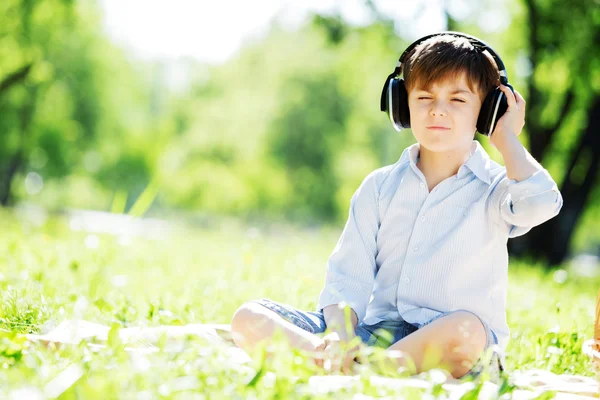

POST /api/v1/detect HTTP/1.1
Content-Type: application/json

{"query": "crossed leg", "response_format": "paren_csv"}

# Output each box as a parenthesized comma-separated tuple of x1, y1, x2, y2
(231, 302, 324, 356)
(382, 310, 488, 379)
(231, 303, 488, 379)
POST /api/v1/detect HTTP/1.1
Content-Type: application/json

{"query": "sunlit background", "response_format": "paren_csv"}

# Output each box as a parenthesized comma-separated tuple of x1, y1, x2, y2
(1, 1, 600, 396)
(98, 0, 496, 63)
(0, 0, 598, 268)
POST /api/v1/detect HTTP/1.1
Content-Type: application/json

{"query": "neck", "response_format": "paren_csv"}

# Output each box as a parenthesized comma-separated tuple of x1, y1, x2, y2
(416, 143, 473, 190)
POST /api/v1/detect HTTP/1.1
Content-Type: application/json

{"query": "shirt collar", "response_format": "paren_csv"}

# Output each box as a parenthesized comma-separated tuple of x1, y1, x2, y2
(398, 140, 491, 184)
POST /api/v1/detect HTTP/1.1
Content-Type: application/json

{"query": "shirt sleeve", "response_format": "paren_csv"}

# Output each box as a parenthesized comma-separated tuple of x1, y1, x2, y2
(490, 168, 563, 238)
(316, 170, 381, 323)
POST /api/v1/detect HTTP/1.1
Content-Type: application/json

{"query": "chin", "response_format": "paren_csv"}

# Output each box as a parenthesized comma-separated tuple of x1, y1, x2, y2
(415, 132, 472, 153)
(415, 136, 453, 152)
(421, 143, 454, 153)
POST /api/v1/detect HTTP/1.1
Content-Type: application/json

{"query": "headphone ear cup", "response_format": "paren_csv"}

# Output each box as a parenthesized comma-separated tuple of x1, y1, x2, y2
(477, 86, 509, 136)
(388, 78, 410, 130)
(382, 76, 410, 131)
(387, 78, 403, 129)
(395, 79, 411, 129)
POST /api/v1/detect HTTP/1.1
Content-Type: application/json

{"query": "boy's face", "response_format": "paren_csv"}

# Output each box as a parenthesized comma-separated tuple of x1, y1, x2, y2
(407, 72, 483, 154)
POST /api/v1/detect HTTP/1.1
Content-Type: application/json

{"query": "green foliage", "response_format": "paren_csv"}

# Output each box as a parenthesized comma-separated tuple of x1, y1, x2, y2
(0, 0, 598, 255)
(0, 210, 597, 397)
(0, 289, 49, 334)
(511, 0, 600, 254)
(155, 16, 412, 222)
(0, 0, 160, 212)
(266, 72, 350, 220)
(0, 330, 28, 367)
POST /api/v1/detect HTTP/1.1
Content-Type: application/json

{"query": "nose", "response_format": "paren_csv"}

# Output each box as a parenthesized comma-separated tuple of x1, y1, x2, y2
(429, 100, 447, 117)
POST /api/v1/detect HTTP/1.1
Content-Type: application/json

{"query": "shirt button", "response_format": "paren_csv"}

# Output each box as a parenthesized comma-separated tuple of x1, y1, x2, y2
(419, 182, 425, 188)
(404, 277, 410, 284)
(421, 215, 426, 221)
(413, 245, 419, 251)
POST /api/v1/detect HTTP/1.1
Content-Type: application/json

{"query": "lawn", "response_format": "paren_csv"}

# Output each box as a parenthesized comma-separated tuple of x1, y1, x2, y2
(0, 208, 597, 398)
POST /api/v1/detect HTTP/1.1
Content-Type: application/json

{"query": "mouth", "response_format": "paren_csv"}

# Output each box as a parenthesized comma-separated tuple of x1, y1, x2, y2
(426, 126, 451, 131)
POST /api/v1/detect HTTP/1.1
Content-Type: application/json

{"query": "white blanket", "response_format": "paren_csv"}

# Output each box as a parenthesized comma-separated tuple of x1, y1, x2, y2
(23, 320, 599, 399)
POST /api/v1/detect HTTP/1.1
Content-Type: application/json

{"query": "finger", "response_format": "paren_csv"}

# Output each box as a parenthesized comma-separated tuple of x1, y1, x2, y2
(331, 354, 342, 373)
(500, 84, 517, 108)
(512, 89, 521, 106)
(325, 346, 340, 372)
(314, 356, 323, 368)
(343, 354, 353, 375)
(313, 349, 325, 368)
(343, 364, 353, 375)
(514, 90, 526, 107)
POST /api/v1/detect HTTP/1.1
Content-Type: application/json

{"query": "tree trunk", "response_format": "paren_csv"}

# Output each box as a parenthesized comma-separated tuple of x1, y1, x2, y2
(509, 95, 600, 266)
(0, 64, 32, 95)
(0, 86, 38, 206)
(0, 152, 23, 206)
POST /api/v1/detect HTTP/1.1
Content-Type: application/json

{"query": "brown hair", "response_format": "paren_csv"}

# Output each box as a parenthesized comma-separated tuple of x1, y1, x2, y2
(403, 34, 500, 102)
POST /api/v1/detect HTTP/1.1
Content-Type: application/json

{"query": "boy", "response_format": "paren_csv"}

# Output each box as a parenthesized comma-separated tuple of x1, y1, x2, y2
(230, 33, 563, 382)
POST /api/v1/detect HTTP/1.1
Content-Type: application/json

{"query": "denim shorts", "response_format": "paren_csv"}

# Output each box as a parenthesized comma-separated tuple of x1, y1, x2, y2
(250, 298, 504, 383)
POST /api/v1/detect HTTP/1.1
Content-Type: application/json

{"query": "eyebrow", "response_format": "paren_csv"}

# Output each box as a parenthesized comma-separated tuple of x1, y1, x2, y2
(450, 89, 475, 95)
(415, 88, 475, 95)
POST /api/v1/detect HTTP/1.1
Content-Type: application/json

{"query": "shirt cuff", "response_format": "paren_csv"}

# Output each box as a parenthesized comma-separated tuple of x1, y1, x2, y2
(497, 168, 563, 236)
(506, 168, 558, 204)
(317, 281, 369, 324)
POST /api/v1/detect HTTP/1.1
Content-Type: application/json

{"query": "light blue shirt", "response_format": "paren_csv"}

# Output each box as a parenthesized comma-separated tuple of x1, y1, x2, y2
(317, 140, 563, 352)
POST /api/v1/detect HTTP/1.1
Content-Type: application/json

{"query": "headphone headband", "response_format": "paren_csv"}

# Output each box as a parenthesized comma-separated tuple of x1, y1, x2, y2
(380, 31, 508, 112)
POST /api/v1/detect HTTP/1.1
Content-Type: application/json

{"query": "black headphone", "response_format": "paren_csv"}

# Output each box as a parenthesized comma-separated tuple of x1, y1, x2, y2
(380, 31, 513, 136)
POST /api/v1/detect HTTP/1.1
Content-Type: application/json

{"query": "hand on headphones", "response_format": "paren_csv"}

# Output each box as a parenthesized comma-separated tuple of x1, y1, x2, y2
(489, 84, 526, 149)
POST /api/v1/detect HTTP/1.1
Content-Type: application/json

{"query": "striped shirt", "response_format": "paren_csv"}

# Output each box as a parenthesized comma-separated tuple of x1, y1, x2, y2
(317, 140, 563, 352)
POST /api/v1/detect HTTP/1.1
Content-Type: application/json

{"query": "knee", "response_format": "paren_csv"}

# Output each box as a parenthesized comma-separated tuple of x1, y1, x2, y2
(231, 301, 267, 334)
(445, 311, 487, 376)
(448, 311, 487, 351)
(231, 301, 274, 348)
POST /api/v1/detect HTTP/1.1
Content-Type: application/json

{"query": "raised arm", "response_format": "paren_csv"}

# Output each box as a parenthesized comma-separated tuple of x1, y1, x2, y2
(489, 85, 563, 237)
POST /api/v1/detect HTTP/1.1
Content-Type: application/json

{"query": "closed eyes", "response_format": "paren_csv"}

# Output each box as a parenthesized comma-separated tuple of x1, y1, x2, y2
(417, 97, 466, 103)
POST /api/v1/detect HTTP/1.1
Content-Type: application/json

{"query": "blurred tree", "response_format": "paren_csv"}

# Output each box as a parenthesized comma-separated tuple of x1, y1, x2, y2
(265, 71, 350, 221)
(159, 16, 407, 220)
(1, 0, 594, 263)
(507, 0, 600, 266)
(312, 14, 348, 45)
(0, 0, 42, 205)
(0, 0, 100, 205)
(0, 0, 158, 211)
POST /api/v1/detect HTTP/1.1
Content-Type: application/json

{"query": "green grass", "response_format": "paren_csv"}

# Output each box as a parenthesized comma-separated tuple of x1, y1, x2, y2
(0, 208, 597, 398)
